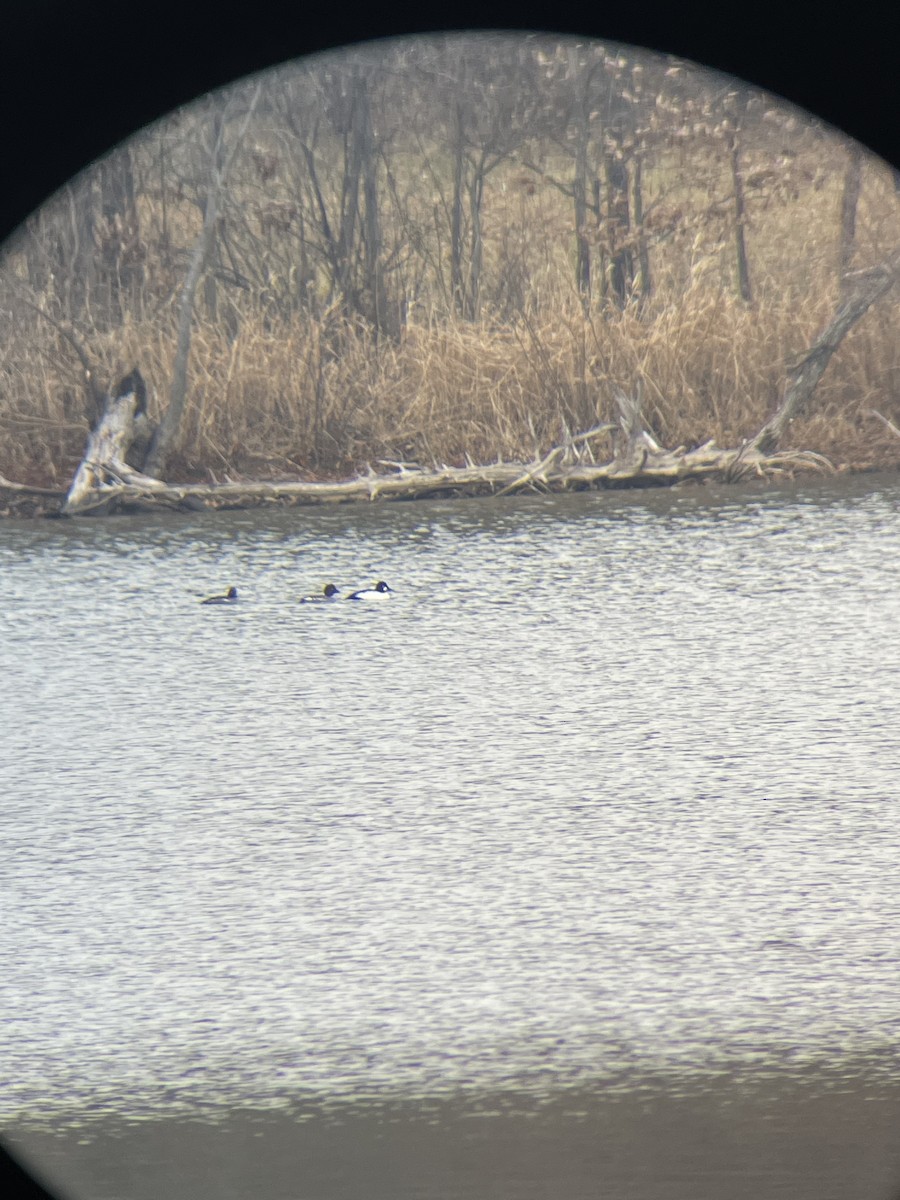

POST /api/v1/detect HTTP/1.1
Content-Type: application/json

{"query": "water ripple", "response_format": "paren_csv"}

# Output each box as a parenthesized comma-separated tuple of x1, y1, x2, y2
(2, 474, 900, 1126)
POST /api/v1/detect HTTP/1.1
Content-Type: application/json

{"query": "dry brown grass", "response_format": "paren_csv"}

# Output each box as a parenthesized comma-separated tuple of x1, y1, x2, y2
(3, 131, 900, 488)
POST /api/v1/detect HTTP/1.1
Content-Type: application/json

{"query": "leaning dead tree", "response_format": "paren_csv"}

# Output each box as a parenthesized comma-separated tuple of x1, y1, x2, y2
(728, 253, 900, 477)
(12, 249, 898, 517)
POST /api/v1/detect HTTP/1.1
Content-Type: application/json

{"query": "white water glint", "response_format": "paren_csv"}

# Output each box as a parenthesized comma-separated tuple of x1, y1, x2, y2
(2, 474, 900, 1199)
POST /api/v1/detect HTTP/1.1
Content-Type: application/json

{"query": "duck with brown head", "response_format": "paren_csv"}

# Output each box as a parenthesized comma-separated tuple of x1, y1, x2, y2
(200, 586, 238, 605)
(300, 584, 341, 604)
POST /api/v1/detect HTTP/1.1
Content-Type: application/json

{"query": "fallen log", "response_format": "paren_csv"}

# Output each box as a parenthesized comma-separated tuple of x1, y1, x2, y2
(49, 433, 833, 515)
(9, 432, 832, 519)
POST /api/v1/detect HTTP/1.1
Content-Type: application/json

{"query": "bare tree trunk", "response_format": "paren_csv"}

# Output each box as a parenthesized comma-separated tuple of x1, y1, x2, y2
(449, 135, 488, 322)
(144, 90, 260, 478)
(298, 139, 338, 307)
(730, 130, 753, 304)
(573, 123, 591, 307)
(362, 160, 384, 334)
(144, 161, 221, 477)
(358, 77, 391, 339)
(838, 141, 863, 294)
(467, 167, 484, 321)
(22, 212, 52, 293)
(334, 76, 364, 310)
(604, 154, 633, 309)
(632, 156, 652, 307)
(96, 145, 142, 324)
(158, 132, 169, 255)
(450, 102, 466, 317)
(593, 177, 606, 305)
(63, 181, 97, 319)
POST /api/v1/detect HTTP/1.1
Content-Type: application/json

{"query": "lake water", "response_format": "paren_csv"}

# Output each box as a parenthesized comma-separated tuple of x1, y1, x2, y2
(2, 474, 900, 1200)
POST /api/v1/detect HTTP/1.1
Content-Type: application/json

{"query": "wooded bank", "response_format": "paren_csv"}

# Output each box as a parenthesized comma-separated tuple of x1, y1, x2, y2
(3, 37, 900, 517)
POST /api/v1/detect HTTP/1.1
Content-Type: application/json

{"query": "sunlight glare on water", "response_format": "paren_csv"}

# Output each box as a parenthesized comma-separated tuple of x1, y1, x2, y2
(2, 474, 900, 1199)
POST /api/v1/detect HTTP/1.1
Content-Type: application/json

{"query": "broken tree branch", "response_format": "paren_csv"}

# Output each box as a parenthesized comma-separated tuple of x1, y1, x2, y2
(869, 409, 900, 440)
(63, 369, 160, 514)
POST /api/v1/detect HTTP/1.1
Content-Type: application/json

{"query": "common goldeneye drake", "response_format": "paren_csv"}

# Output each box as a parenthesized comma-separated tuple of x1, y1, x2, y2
(200, 586, 238, 605)
(300, 583, 341, 603)
(347, 581, 394, 599)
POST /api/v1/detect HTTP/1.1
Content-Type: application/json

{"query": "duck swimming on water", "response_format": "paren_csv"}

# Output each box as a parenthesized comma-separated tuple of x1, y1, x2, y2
(347, 581, 394, 599)
(200, 586, 238, 605)
(300, 583, 341, 603)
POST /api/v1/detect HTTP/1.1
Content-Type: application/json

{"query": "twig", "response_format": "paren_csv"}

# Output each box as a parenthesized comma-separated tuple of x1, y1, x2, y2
(0, 472, 67, 497)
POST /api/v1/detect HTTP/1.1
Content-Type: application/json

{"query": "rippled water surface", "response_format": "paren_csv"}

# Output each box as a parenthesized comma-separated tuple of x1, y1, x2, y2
(3, 474, 900, 1199)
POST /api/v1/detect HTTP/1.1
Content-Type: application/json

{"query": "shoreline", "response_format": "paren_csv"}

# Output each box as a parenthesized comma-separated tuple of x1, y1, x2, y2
(2, 453, 899, 521)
